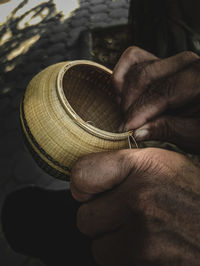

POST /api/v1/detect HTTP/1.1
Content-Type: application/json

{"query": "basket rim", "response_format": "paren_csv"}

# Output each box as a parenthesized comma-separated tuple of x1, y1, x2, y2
(56, 60, 132, 141)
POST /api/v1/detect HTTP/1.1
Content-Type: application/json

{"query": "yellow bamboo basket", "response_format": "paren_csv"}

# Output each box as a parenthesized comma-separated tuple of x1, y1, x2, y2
(20, 60, 133, 180)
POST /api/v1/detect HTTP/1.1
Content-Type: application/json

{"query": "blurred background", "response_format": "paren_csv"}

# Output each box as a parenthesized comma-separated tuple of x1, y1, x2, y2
(0, 0, 130, 265)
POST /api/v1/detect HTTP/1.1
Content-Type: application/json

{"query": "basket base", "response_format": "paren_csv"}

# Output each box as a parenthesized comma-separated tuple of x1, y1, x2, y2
(20, 99, 70, 181)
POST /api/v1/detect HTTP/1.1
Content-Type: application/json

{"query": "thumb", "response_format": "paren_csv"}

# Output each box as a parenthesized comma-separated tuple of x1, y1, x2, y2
(70, 150, 139, 202)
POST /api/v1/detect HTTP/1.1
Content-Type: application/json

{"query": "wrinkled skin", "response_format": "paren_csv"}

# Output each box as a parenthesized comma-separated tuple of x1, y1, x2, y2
(70, 47, 200, 266)
(112, 46, 200, 154)
(70, 148, 200, 266)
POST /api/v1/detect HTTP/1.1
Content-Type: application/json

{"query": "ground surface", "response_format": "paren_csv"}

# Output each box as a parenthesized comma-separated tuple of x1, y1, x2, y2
(0, 0, 130, 265)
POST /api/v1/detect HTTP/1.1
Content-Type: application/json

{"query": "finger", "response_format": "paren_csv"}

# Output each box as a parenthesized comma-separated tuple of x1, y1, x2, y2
(92, 230, 130, 266)
(123, 80, 168, 130)
(112, 46, 158, 94)
(123, 58, 200, 130)
(138, 51, 199, 83)
(93, 227, 200, 266)
(70, 149, 139, 202)
(77, 188, 129, 237)
(92, 220, 138, 266)
(133, 116, 200, 153)
(121, 51, 199, 112)
(133, 116, 174, 142)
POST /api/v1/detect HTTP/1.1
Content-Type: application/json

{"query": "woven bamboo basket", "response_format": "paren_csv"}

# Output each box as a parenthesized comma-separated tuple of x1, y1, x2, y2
(20, 60, 133, 180)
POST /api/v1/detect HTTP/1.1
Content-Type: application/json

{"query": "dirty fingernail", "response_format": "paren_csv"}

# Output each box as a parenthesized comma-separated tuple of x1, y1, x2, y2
(134, 126, 149, 140)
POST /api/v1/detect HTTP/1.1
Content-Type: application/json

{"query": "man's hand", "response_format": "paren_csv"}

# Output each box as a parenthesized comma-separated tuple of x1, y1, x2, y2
(113, 46, 200, 153)
(70, 149, 200, 266)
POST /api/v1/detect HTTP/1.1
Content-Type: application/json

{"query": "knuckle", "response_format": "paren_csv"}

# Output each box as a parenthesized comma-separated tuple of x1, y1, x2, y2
(124, 46, 147, 64)
(181, 51, 199, 60)
(124, 46, 139, 57)
(136, 63, 153, 86)
(133, 148, 169, 178)
(134, 149, 155, 173)
(138, 65, 150, 84)
(126, 62, 151, 90)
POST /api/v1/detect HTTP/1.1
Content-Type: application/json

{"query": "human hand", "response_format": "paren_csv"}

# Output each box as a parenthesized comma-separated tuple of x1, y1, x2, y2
(70, 149, 200, 266)
(113, 46, 200, 153)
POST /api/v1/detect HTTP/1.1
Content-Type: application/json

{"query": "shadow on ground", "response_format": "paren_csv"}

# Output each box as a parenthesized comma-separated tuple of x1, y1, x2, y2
(0, 0, 84, 99)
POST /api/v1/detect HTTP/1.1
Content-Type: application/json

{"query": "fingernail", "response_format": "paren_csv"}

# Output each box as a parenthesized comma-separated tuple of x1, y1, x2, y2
(134, 126, 149, 140)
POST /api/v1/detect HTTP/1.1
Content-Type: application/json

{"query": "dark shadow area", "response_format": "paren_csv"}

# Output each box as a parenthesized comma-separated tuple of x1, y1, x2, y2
(128, 0, 200, 58)
(1, 185, 166, 266)
(1, 186, 97, 266)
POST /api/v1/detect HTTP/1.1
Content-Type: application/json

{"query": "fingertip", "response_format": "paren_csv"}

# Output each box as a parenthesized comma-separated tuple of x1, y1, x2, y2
(70, 181, 92, 202)
(123, 119, 137, 131)
(134, 125, 150, 141)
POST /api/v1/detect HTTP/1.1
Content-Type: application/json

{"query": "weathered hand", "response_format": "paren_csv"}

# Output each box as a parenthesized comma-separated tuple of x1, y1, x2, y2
(113, 46, 200, 153)
(70, 149, 200, 266)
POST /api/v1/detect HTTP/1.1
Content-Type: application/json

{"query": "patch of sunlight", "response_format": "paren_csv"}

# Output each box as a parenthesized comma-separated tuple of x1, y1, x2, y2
(0, 0, 80, 25)
(14, 0, 80, 20)
(14, 0, 48, 18)
(7, 34, 40, 61)
(41, 7, 49, 18)
(5, 62, 16, 72)
(17, 10, 44, 29)
(2, 86, 12, 94)
(0, 0, 48, 24)
(28, 15, 43, 26)
(0, 30, 12, 45)
(53, 0, 80, 20)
